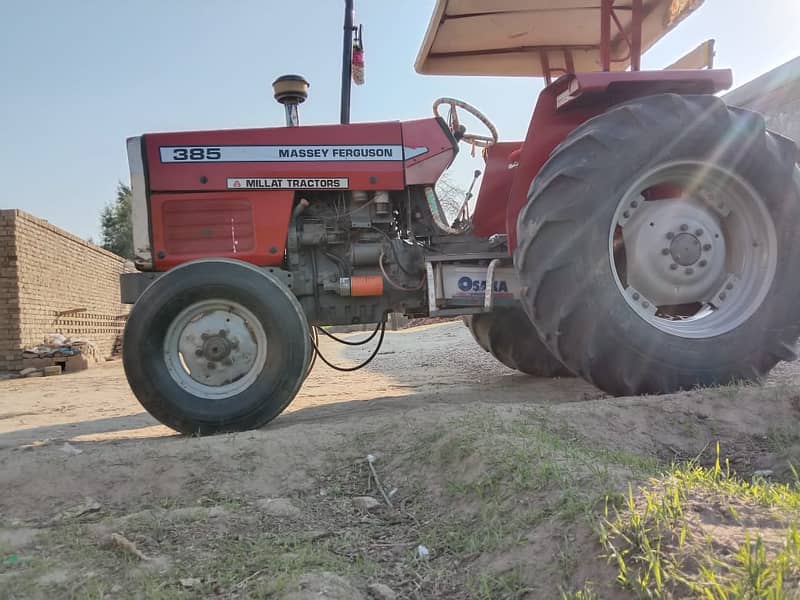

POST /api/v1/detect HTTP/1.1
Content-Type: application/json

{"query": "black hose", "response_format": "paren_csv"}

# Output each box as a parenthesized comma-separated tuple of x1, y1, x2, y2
(309, 318, 387, 372)
(316, 319, 382, 346)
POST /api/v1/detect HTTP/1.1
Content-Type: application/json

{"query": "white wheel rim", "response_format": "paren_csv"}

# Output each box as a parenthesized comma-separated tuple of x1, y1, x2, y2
(163, 300, 268, 399)
(608, 161, 778, 339)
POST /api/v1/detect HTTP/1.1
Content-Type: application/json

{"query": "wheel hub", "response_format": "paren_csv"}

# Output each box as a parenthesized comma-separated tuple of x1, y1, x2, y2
(669, 233, 702, 266)
(163, 300, 267, 399)
(201, 332, 234, 362)
(622, 199, 726, 307)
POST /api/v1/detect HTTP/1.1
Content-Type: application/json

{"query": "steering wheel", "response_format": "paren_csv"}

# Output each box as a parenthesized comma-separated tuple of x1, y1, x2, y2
(433, 97, 499, 148)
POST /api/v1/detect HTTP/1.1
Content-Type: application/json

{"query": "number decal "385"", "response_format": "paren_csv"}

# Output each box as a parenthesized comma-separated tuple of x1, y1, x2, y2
(170, 148, 221, 161)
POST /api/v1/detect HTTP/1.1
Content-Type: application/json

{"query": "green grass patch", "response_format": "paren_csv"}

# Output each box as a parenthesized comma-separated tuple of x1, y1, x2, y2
(599, 444, 800, 598)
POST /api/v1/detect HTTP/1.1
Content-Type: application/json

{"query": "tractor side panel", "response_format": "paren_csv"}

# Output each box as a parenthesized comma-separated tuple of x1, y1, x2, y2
(504, 69, 733, 249)
(144, 121, 406, 192)
(150, 190, 294, 270)
(401, 117, 458, 185)
(139, 121, 416, 270)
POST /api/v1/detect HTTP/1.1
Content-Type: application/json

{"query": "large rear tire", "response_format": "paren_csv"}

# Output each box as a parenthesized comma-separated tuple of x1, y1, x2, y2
(464, 307, 572, 377)
(123, 259, 311, 434)
(515, 94, 800, 396)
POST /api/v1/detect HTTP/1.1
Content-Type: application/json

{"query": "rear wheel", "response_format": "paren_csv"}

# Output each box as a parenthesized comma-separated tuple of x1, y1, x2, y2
(515, 94, 800, 396)
(123, 259, 310, 434)
(464, 307, 572, 377)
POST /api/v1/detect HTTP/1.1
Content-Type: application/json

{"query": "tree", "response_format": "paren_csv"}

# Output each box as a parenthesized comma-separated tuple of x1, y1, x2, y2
(100, 183, 134, 259)
(435, 173, 469, 223)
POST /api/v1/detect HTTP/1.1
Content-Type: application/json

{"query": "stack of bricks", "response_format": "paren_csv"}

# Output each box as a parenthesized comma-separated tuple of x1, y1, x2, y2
(0, 209, 136, 372)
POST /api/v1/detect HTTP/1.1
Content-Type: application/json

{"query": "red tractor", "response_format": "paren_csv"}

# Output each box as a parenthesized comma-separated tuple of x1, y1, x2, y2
(121, 0, 800, 434)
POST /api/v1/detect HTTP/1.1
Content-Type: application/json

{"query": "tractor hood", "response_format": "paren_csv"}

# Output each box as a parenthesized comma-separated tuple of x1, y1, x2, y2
(415, 0, 704, 77)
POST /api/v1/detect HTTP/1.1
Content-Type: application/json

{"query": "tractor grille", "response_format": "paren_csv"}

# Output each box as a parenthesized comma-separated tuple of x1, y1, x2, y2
(161, 197, 255, 255)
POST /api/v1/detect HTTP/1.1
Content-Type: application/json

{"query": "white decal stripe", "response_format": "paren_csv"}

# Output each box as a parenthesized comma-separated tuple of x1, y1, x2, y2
(159, 145, 429, 163)
(227, 177, 349, 190)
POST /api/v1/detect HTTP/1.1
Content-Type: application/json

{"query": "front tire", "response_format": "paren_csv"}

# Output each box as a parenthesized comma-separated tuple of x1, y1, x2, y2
(515, 94, 800, 396)
(123, 259, 311, 434)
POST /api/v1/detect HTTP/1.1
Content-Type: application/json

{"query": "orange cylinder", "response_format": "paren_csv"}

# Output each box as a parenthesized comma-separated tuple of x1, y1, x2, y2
(350, 275, 384, 297)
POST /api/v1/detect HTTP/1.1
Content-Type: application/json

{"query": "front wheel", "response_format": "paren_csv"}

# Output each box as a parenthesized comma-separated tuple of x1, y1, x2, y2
(123, 259, 311, 434)
(515, 94, 800, 396)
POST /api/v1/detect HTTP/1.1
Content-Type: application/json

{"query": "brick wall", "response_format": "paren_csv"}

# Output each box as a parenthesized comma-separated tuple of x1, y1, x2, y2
(0, 210, 135, 371)
(0, 211, 22, 371)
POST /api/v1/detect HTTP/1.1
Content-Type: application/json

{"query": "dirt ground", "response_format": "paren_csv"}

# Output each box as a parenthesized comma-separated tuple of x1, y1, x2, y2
(2, 321, 800, 598)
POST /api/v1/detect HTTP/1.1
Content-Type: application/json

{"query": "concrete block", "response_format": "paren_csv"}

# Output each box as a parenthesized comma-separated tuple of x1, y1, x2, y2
(64, 355, 89, 373)
(22, 357, 54, 369)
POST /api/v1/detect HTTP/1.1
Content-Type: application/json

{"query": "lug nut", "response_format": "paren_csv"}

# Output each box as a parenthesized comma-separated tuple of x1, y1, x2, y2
(195, 349, 203, 357)
(661, 248, 670, 255)
(685, 268, 694, 275)
(201, 333, 210, 340)
(699, 260, 707, 267)
(719, 292, 727, 301)
(623, 210, 630, 218)
(666, 232, 675, 240)
(670, 263, 678, 270)
(630, 200, 639, 208)
(632, 292, 640, 300)
(703, 244, 712, 251)
(695, 229, 704, 236)
(726, 282, 734, 290)
(207, 361, 216, 369)
(218, 329, 227, 337)
(642, 301, 650, 309)
(680, 224, 689, 232)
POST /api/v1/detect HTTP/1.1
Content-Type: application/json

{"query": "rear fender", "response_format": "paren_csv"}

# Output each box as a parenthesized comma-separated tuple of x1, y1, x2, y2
(504, 69, 733, 250)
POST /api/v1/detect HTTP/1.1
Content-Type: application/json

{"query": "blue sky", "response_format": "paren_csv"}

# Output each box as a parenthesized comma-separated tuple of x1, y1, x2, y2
(1, 0, 799, 240)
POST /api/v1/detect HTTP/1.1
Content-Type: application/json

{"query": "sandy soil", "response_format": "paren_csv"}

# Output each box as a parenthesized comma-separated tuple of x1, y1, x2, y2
(0, 321, 601, 449)
(2, 321, 800, 598)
